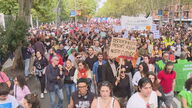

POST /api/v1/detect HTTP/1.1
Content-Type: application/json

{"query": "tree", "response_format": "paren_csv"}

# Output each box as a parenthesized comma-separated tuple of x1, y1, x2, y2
(0, 0, 18, 15)
(96, 0, 192, 17)
(61, 0, 97, 21)
(32, 0, 57, 23)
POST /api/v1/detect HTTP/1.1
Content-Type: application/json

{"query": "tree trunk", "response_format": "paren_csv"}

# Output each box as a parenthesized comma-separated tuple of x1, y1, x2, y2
(18, 0, 32, 25)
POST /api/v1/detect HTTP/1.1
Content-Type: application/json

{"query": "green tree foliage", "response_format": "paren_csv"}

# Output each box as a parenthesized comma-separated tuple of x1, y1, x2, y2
(32, 0, 57, 22)
(61, 0, 97, 20)
(96, 0, 192, 17)
(0, 0, 18, 15)
(0, 19, 28, 53)
(0, 18, 28, 65)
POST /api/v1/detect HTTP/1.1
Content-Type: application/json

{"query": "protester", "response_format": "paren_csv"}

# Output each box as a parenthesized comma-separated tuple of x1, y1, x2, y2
(158, 62, 176, 108)
(33, 37, 46, 55)
(155, 52, 170, 72)
(22, 93, 40, 108)
(73, 61, 92, 84)
(126, 77, 158, 108)
(143, 55, 155, 72)
(132, 62, 149, 87)
(13, 75, 31, 106)
(114, 67, 131, 108)
(178, 77, 192, 108)
(56, 43, 68, 61)
(92, 40, 102, 54)
(85, 47, 98, 71)
(68, 49, 77, 67)
(0, 83, 19, 108)
(33, 51, 48, 98)
(91, 81, 120, 108)
(63, 59, 76, 104)
(22, 43, 32, 78)
(69, 78, 94, 108)
(0, 65, 11, 87)
(102, 58, 119, 85)
(48, 48, 63, 66)
(147, 72, 166, 108)
(92, 53, 107, 84)
(45, 56, 64, 108)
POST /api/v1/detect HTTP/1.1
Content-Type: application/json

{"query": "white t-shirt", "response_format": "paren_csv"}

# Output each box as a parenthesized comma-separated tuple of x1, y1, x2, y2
(132, 71, 141, 86)
(0, 95, 19, 108)
(126, 91, 158, 108)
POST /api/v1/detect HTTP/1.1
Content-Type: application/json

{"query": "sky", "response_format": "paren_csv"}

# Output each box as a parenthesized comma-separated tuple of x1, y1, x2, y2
(97, 0, 107, 10)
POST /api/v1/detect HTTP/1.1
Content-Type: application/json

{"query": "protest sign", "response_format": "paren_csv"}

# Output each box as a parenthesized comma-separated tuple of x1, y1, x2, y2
(100, 32, 106, 37)
(153, 30, 160, 39)
(0, 13, 5, 29)
(121, 16, 152, 31)
(123, 30, 128, 38)
(109, 37, 137, 58)
(174, 62, 192, 92)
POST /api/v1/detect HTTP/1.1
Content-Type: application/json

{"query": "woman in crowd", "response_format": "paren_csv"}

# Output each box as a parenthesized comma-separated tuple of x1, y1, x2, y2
(132, 62, 149, 87)
(63, 59, 76, 104)
(143, 55, 155, 72)
(91, 81, 120, 108)
(126, 77, 158, 108)
(0, 65, 11, 87)
(147, 72, 165, 108)
(22, 93, 40, 108)
(178, 77, 192, 108)
(14, 75, 31, 106)
(152, 45, 162, 58)
(33, 51, 48, 98)
(114, 67, 131, 108)
(73, 60, 92, 85)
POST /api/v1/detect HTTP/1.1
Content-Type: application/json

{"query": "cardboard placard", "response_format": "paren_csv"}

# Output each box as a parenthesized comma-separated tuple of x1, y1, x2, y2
(109, 37, 137, 58)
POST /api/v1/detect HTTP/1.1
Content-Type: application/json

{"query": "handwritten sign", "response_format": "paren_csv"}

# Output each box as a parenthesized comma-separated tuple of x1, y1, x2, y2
(109, 37, 137, 58)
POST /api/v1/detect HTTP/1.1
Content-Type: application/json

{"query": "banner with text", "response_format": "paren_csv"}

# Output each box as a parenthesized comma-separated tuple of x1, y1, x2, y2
(109, 37, 137, 58)
(174, 62, 192, 92)
(121, 16, 153, 31)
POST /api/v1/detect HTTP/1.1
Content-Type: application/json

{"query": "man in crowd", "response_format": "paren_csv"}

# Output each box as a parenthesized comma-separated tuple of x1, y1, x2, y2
(158, 62, 176, 108)
(156, 52, 170, 73)
(33, 37, 46, 55)
(85, 47, 98, 71)
(45, 56, 64, 108)
(68, 49, 77, 67)
(56, 43, 68, 61)
(93, 52, 107, 84)
(69, 78, 95, 108)
(102, 57, 119, 85)
(21, 43, 32, 78)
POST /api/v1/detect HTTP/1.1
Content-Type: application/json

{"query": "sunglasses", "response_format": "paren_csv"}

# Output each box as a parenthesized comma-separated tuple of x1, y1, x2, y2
(121, 71, 126, 73)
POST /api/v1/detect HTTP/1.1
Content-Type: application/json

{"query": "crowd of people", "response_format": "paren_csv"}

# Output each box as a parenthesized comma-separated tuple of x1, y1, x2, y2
(0, 21, 192, 108)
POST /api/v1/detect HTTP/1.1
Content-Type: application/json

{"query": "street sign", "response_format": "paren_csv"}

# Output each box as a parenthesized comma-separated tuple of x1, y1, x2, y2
(70, 10, 76, 17)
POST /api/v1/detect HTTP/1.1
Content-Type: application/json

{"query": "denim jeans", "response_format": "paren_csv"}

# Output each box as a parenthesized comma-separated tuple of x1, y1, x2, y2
(49, 85, 64, 108)
(24, 58, 30, 77)
(64, 83, 76, 104)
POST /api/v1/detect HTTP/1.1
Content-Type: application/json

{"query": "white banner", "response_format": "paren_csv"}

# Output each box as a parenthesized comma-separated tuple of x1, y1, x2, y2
(0, 13, 5, 29)
(121, 16, 152, 31)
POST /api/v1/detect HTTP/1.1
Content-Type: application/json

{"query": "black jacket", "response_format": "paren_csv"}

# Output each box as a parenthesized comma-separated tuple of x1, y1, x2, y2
(45, 64, 63, 92)
(102, 60, 119, 85)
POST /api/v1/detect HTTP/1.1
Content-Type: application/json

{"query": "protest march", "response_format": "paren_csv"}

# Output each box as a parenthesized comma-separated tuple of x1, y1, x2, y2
(0, 5, 192, 108)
